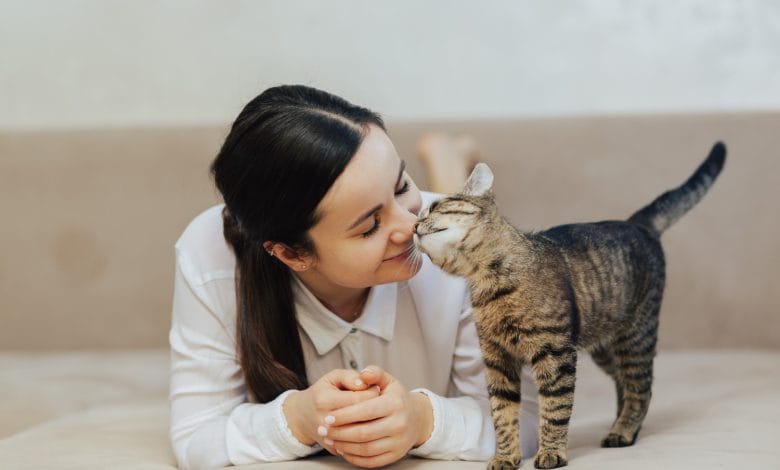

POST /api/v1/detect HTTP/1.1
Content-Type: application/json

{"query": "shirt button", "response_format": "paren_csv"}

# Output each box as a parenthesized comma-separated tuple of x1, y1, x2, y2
(349, 327, 358, 334)
(349, 360, 358, 370)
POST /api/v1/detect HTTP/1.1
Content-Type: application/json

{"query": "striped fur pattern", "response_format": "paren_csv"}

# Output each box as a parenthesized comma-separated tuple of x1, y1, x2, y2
(413, 143, 726, 469)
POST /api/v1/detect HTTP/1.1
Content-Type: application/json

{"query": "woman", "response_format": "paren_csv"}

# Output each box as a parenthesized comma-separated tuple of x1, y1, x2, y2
(169, 85, 538, 469)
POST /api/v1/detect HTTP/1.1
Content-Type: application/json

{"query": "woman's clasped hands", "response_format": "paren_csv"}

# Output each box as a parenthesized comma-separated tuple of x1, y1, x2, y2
(283, 366, 434, 468)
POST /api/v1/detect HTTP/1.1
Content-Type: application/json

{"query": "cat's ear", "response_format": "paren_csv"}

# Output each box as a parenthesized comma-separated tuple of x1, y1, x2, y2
(461, 163, 494, 197)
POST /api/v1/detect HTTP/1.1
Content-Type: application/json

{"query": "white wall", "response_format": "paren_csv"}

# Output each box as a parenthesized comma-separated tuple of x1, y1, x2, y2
(1, 0, 779, 130)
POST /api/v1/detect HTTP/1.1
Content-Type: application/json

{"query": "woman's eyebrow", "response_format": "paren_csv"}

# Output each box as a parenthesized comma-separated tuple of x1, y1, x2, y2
(346, 160, 406, 232)
(396, 160, 406, 187)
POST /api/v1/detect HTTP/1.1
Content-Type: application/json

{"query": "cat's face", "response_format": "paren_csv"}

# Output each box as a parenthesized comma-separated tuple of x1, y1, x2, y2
(414, 163, 495, 276)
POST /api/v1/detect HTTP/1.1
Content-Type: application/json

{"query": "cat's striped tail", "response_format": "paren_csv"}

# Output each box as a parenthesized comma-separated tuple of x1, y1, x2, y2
(629, 142, 726, 236)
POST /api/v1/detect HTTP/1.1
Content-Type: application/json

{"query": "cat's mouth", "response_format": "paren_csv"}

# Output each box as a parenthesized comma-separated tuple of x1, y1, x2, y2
(413, 225, 447, 237)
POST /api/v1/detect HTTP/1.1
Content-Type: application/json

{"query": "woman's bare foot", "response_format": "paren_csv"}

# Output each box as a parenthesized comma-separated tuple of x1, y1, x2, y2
(416, 133, 481, 194)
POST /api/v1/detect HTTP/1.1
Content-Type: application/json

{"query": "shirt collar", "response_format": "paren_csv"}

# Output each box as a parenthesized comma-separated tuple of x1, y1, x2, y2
(292, 275, 398, 356)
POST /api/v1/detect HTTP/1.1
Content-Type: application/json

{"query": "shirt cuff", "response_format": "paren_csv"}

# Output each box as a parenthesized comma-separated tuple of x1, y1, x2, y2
(272, 390, 322, 458)
(407, 388, 446, 458)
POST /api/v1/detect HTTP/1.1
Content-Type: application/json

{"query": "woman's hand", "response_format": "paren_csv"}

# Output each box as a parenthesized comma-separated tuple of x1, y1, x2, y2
(283, 369, 380, 453)
(320, 365, 434, 468)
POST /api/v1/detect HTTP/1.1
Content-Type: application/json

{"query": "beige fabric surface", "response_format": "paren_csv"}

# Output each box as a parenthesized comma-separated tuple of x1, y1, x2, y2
(0, 350, 169, 438)
(1, 349, 777, 469)
(1, 112, 779, 350)
(1, 113, 778, 468)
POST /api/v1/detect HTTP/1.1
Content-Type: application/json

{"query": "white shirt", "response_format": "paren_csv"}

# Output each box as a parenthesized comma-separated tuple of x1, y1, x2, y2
(169, 193, 539, 469)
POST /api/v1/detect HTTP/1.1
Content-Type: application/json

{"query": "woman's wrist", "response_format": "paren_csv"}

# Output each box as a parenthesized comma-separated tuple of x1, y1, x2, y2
(282, 390, 316, 446)
(411, 391, 434, 447)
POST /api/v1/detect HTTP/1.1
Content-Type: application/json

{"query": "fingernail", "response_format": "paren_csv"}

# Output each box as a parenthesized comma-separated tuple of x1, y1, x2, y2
(317, 425, 328, 436)
(360, 367, 373, 374)
(355, 379, 364, 387)
(324, 415, 335, 425)
(324, 438, 334, 446)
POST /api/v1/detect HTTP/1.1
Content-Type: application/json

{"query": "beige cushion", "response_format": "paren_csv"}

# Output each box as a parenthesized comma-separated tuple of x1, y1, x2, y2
(1, 113, 779, 351)
(1, 350, 778, 469)
(0, 350, 169, 438)
(0, 402, 175, 469)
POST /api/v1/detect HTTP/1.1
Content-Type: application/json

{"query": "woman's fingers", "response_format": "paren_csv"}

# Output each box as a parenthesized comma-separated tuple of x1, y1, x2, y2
(325, 368, 370, 391)
(311, 368, 379, 412)
(334, 435, 395, 458)
(326, 414, 396, 443)
(317, 386, 380, 411)
(342, 452, 401, 469)
(325, 392, 391, 427)
(329, 426, 406, 467)
(358, 365, 394, 390)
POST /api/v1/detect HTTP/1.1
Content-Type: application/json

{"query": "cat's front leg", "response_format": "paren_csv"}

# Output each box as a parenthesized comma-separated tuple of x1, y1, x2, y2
(530, 344, 577, 469)
(482, 341, 523, 470)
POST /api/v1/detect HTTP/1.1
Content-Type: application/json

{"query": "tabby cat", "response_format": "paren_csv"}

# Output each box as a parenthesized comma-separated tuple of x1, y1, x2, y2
(413, 143, 726, 469)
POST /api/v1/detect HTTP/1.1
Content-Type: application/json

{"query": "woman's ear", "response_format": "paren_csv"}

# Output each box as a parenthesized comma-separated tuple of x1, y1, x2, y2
(264, 241, 314, 272)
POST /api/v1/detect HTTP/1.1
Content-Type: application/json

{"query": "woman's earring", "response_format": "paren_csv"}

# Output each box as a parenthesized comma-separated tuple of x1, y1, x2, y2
(264, 242, 275, 257)
(300, 264, 307, 270)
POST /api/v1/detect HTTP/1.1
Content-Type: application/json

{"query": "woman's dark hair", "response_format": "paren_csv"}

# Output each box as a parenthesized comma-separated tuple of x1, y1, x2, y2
(210, 85, 385, 403)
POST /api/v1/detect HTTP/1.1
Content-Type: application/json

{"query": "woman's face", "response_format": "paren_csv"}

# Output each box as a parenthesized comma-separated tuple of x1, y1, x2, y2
(303, 124, 423, 291)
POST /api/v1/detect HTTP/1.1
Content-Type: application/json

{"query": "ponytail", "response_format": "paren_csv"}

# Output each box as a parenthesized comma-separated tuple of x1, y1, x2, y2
(222, 207, 307, 402)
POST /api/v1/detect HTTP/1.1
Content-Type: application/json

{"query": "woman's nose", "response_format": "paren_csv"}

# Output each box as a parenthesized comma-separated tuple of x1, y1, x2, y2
(389, 205, 418, 244)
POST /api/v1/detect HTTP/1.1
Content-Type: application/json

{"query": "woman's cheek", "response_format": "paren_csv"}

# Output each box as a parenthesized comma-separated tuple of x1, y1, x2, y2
(374, 237, 390, 264)
(352, 239, 385, 268)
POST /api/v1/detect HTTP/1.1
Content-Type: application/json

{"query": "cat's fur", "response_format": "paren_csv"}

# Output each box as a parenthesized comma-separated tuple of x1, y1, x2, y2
(413, 143, 726, 469)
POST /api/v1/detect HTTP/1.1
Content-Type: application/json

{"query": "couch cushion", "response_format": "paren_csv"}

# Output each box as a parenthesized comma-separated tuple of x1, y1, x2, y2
(0, 349, 169, 438)
(1, 350, 777, 469)
(0, 402, 175, 470)
(2, 113, 780, 350)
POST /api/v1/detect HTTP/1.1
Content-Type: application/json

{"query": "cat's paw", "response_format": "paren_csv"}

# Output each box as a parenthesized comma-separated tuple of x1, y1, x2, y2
(601, 431, 637, 447)
(487, 456, 520, 470)
(534, 449, 568, 469)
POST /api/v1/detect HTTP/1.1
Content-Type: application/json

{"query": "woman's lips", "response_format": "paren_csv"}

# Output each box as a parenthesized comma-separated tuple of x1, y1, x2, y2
(384, 250, 410, 262)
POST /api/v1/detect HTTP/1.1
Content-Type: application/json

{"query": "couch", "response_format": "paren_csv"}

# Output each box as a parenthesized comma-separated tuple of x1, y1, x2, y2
(1, 112, 778, 469)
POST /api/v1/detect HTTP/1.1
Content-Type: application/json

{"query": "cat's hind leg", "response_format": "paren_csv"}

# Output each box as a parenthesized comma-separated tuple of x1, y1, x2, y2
(602, 305, 659, 448)
(589, 345, 624, 419)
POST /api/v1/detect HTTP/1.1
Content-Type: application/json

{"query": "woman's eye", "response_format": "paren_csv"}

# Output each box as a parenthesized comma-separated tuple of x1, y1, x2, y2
(362, 214, 381, 238)
(395, 180, 410, 196)
(360, 180, 409, 238)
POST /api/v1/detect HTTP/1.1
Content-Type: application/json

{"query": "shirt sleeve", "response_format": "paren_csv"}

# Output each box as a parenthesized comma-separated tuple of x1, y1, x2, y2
(168, 249, 320, 469)
(407, 292, 494, 460)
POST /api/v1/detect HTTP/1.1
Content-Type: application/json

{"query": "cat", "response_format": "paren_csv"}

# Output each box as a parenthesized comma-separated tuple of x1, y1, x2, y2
(413, 143, 726, 469)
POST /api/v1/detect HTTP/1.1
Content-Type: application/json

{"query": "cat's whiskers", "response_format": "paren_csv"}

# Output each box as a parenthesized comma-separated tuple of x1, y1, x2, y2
(391, 242, 423, 280)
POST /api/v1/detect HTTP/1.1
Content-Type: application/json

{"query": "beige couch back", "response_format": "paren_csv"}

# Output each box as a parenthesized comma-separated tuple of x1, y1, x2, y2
(2, 113, 778, 350)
